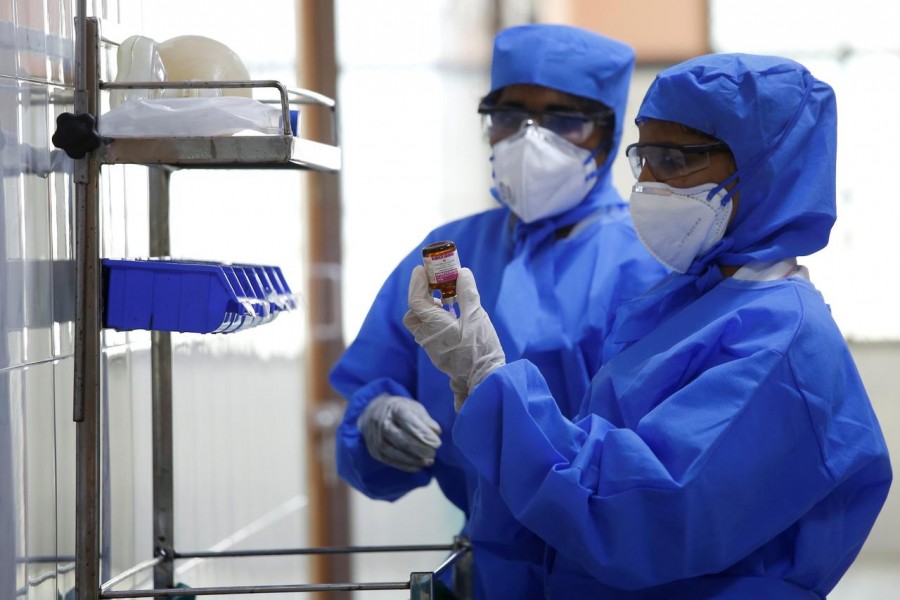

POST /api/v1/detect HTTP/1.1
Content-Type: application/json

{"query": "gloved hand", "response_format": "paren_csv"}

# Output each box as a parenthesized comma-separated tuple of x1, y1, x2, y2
(403, 266, 506, 411)
(357, 394, 442, 472)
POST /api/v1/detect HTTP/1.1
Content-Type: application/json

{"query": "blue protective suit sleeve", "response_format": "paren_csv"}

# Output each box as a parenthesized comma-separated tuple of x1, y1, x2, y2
(454, 338, 889, 591)
(330, 253, 433, 501)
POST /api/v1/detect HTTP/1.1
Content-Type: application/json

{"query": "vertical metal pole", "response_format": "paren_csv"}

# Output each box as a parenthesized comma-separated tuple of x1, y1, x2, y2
(74, 13, 102, 600)
(409, 572, 434, 600)
(149, 168, 175, 589)
(452, 537, 473, 600)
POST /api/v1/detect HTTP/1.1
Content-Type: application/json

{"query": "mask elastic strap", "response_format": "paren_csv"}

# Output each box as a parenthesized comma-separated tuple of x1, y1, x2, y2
(706, 170, 741, 205)
(582, 144, 606, 182)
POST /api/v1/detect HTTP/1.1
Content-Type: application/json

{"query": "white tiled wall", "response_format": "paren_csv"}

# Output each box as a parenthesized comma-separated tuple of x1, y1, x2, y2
(3, 0, 78, 598)
(1, 1, 313, 598)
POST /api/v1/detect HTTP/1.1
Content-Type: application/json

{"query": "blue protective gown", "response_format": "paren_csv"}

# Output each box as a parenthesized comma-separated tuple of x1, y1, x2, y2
(331, 25, 668, 599)
(452, 54, 893, 598)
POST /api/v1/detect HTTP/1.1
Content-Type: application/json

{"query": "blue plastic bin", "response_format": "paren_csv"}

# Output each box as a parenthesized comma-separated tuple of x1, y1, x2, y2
(102, 258, 299, 334)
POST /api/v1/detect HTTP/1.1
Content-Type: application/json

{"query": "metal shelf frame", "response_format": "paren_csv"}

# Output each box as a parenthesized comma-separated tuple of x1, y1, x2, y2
(96, 79, 341, 171)
(69, 11, 471, 600)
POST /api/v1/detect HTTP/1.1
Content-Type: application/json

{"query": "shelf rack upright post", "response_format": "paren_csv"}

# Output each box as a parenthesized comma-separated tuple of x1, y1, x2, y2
(61, 9, 472, 600)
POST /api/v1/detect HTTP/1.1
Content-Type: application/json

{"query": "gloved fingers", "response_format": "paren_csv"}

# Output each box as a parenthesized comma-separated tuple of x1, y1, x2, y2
(382, 418, 441, 459)
(401, 310, 429, 340)
(357, 393, 395, 429)
(404, 268, 457, 333)
(408, 264, 446, 310)
(400, 396, 442, 433)
(407, 272, 455, 325)
(454, 268, 483, 317)
(402, 308, 458, 348)
(373, 442, 434, 472)
(407, 265, 440, 312)
(395, 403, 442, 448)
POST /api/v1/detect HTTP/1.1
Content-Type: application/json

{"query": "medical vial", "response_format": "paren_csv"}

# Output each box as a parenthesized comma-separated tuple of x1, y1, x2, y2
(422, 240, 460, 305)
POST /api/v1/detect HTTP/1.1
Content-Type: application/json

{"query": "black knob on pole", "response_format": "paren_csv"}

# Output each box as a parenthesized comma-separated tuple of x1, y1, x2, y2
(52, 112, 102, 159)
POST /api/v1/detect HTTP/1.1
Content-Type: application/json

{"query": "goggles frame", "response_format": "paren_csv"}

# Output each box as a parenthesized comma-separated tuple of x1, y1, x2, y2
(625, 141, 730, 180)
(478, 103, 611, 144)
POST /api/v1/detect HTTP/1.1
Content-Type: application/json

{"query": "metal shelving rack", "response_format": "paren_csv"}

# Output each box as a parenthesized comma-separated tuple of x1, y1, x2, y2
(60, 12, 472, 600)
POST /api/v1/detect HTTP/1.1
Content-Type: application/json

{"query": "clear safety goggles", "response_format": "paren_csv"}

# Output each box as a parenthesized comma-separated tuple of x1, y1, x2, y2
(625, 142, 730, 181)
(478, 104, 609, 144)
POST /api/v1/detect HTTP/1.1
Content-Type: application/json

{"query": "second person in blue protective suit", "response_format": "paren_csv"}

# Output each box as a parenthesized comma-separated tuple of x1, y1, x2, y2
(405, 54, 892, 598)
(330, 24, 667, 599)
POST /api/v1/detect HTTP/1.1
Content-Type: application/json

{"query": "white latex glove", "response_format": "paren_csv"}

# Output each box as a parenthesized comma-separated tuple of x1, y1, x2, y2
(403, 266, 506, 411)
(357, 394, 442, 472)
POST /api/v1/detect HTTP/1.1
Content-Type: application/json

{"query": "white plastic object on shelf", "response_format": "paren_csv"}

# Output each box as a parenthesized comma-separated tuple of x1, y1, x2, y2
(110, 35, 167, 109)
(157, 35, 252, 99)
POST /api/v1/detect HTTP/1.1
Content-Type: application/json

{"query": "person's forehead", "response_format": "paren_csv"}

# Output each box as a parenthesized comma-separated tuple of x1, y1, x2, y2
(495, 84, 581, 108)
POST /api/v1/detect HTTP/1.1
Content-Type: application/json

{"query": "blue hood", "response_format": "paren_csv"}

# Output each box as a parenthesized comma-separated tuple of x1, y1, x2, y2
(636, 53, 837, 265)
(489, 24, 635, 217)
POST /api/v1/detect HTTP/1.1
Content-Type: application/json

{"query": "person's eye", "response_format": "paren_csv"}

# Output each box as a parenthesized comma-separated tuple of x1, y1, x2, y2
(546, 114, 583, 132)
(658, 151, 686, 172)
(494, 111, 524, 129)
(683, 152, 709, 170)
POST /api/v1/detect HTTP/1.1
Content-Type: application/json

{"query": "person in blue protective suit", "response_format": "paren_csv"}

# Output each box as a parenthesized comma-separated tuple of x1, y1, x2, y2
(330, 24, 667, 599)
(404, 53, 893, 599)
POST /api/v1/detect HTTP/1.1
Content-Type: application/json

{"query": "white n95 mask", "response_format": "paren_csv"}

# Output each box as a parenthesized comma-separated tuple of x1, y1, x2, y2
(630, 181, 733, 273)
(491, 125, 597, 223)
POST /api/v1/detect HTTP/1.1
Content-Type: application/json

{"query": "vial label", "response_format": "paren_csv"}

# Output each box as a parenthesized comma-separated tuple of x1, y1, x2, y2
(422, 240, 460, 304)
(423, 248, 460, 285)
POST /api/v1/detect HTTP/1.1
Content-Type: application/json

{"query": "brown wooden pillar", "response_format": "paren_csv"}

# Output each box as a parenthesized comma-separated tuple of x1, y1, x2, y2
(297, 1, 351, 598)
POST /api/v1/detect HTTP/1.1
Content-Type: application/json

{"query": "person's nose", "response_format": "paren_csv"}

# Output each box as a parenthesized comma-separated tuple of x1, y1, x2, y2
(637, 163, 656, 183)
